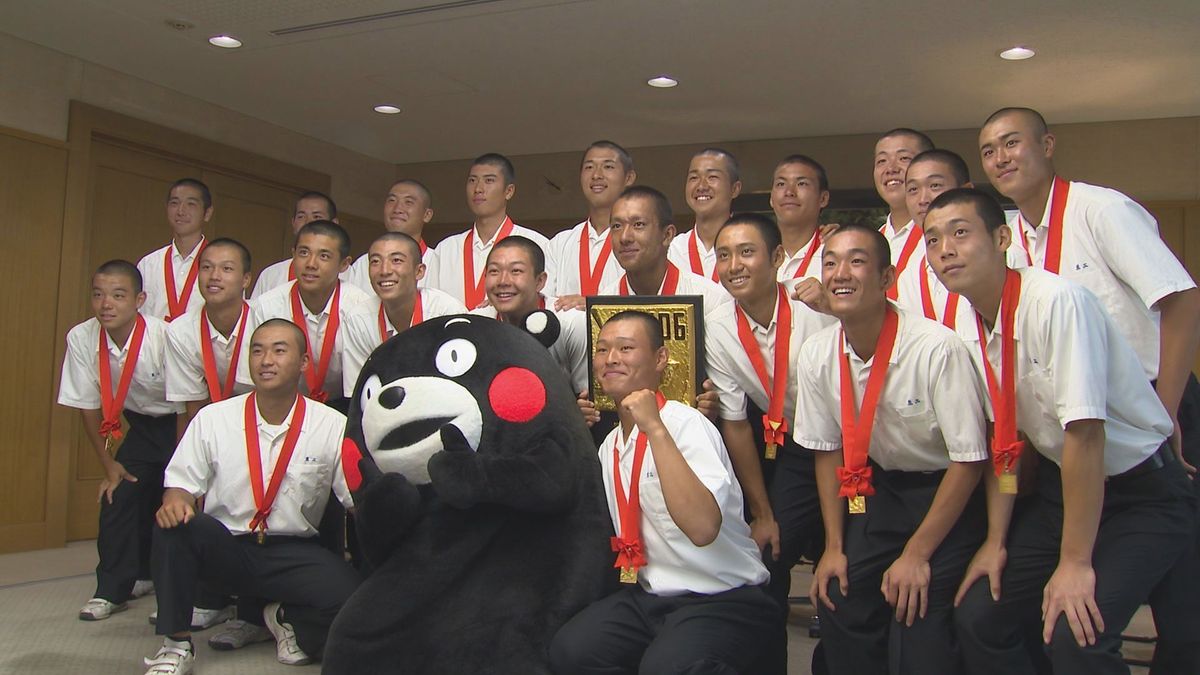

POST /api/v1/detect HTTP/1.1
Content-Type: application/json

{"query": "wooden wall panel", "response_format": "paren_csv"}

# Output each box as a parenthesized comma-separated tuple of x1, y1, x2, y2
(0, 133, 68, 552)
(335, 211, 384, 261)
(1145, 201, 1200, 376)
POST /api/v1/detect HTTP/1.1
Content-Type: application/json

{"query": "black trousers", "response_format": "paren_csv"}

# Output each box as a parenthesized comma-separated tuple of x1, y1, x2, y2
(1147, 373, 1200, 674)
(817, 462, 984, 675)
(548, 583, 776, 675)
(152, 513, 360, 659)
(95, 410, 175, 603)
(955, 448, 1195, 675)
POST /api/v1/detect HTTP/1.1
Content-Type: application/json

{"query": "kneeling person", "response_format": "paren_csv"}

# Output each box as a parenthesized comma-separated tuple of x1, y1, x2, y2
(550, 311, 775, 674)
(795, 223, 989, 675)
(141, 319, 360, 674)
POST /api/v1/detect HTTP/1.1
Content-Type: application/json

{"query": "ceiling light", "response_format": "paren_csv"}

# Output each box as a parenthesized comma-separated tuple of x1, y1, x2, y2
(373, 105, 402, 114)
(999, 46, 1035, 61)
(208, 35, 242, 48)
(647, 75, 678, 88)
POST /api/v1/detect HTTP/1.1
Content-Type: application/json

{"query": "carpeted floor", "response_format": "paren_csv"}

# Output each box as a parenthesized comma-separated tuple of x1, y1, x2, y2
(0, 542, 1153, 674)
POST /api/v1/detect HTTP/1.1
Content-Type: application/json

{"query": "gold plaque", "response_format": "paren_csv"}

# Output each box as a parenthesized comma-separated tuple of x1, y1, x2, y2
(848, 495, 866, 514)
(998, 472, 1018, 495)
(587, 296, 706, 411)
(619, 566, 638, 584)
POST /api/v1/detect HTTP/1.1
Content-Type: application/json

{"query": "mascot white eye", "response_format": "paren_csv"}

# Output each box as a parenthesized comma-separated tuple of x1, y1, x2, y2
(359, 374, 382, 411)
(435, 338, 477, 377)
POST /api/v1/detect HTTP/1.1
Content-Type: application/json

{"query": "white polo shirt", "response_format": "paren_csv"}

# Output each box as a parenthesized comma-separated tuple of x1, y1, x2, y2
(428, 222, 555, 305)
(598, 266, 733, 318)
(342, 244, 440, 296)
(165, 393, 352, 537)
(470, 295, 590, 393)
(245, 280, 372, 399)
(137, 238, 207, 321)
(1014, 180, 1195, 378)
(957, 268, 1171, 476)
(793, 305, 988, 471)
(668, 230, 719, 282)
(777, 230, 824, 282)
(342, 287, 467, 394)
(880, 215, 917, 267)
(165, 304, 257, 402)
(599, 400, 769, 595)
(547, 219, 625, 295)
(706, 285, 835, 422)
(58, 314, 183, 417)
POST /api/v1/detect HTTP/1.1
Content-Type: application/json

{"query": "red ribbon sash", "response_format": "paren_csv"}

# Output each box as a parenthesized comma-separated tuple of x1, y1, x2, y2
(97, 315, 147, 441)
(886, 225, 922, 300)
(974, 268, 1025, 477)
(1042, 176, 1070, 274)
(463, 216, 516, 308)
(791, 231, 822, 279)
(837, 307, 900, 500)
(287, 264, 295, 282)
(688, 230, 719, 282)
(734, 284, 792, 450)
(164, 239, 206, 321)
(290, 283, 341, 403)
(619, 263, 680, 296)
(200, 303, 249, 402)
(419, 239, 428, 257)
(611, 391, 668, 579)
(378, 292, 424, 341)
(579, 221, 614, 296)
(918, 256, 960, 329)
(244, 392, 307, 534)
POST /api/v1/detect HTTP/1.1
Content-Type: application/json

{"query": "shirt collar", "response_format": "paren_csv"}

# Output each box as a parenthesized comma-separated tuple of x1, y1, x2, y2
(171, 235, 206, 262)
(840, 302, 903, 366)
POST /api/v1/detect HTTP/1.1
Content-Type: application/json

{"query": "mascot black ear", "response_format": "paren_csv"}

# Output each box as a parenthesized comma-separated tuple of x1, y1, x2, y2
(521, 308, 561, 348)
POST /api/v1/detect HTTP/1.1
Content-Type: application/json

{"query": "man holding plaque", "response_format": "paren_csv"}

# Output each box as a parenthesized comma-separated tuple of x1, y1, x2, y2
(550, 310, 774, 675)
(794, 223, 989, 675)
(923, 188, 1194, 675)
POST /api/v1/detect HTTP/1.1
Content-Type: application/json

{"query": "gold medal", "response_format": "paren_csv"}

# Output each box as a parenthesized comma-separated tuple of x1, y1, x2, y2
(764, 442, 777, 461)
(256, 529, 265, 545)
(104, 434, 113, 456)
(848, 495, 866, 514)
(619, 566, 638, 584)
(998, 472, 1018, 495)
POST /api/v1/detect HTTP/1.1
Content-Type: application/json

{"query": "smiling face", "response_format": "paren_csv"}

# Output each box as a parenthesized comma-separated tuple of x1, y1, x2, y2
(873, 134, 923, 211)
(979, 111, 1056, 204)
(770, 161, 829, 230)
(198, 244, 251, 306)
(384, 183, 434, 236)
(593, 316, 667, 404)
(485, 243, 546, 318)
(580, 146, 634, 211)
(368, 237, 424, 304)
(923, 201, 1010, 298)
(685, 153, 741, 220)
(466, 162, 514, 220)
(248, 322, 309, 394)
(292, 232, 350, 296)
(715, 223, 782, 305)
(166, 184, 211, 239)
(610, 195, 675, 275)
(821, 229, 894, 321)
(905, 158, 966, 229)
(91, 272, 145, 334)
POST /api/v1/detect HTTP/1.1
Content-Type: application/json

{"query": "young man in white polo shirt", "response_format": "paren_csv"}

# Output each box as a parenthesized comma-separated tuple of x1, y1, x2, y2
(428, 153, 554, 307)
(247, 220, 371, 412)
(549, 311, 775, 674)
(923, 188, 1195, 675)
(795, 223, 990, 675)
(58, 260, 184, 621)
(668, 148, 742, 282)
(138, 178, 212, 322)
(344, 180, 440, 295)
(471, 236, 589, 393)
(772, 154, 831, 283)
(980, 108, 1200, 672)
(342, 232, 466, 394)
(549, 141, 637, 310)
(140, 319, 360, 675)
(706, 213, 835, 674)
(873, 130, 933, 293)
(251, 191, 338, 301)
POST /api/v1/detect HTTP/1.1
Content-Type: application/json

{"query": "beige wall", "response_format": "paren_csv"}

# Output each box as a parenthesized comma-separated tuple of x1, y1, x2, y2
(399, 117, 1200, 233)
(0, 33, 393, 219)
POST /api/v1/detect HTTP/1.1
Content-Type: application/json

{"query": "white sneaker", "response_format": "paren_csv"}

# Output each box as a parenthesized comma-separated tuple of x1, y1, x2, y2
(142, 641, 194, 675)
(148, 605, 235, 630)
(131, 580, 156, 598)
(263, 602, 312, 666)
(78, 597, 127, 621)
(207, 619, 273, 651)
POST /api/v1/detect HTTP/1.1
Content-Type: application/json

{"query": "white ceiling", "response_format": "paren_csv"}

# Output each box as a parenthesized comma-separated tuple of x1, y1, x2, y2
(4, 0, 1199, 163)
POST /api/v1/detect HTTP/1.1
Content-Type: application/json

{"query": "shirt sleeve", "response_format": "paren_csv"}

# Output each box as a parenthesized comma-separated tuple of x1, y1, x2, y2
(1090, 196, 1196, 309)
(667, 408, 734, 504)
(1041, 285, 1111, 427)
(58, 327, 101, 409)
(704, 330, 749, 421)
(792, 340, 843, 451)
(557, 310, 590, 394)
(165, 322, 208, 402)
(928, 337, 990, 463)
(164, 411, 214, 498)
(341, 315, 373, 398)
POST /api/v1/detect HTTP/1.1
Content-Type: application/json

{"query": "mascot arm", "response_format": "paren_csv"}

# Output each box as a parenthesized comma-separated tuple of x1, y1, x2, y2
(354, 471, 424, 566)
(429, 425, 574, 513)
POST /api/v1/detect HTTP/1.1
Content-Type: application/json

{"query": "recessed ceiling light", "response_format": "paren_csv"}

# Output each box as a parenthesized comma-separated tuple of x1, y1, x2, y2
(647, 75, 678, 88)
(999, 46, 1035, 61)
(373, 105, 402, 114)
(208, 35, 242, 49)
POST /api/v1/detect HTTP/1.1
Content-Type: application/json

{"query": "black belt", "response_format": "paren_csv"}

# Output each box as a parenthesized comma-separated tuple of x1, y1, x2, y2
(234, 533, 316, 546)
(1111, 442, 1172, 481)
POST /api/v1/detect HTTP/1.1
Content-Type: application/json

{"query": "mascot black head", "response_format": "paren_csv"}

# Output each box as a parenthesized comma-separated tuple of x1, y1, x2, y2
(325, 312, 610, 675)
